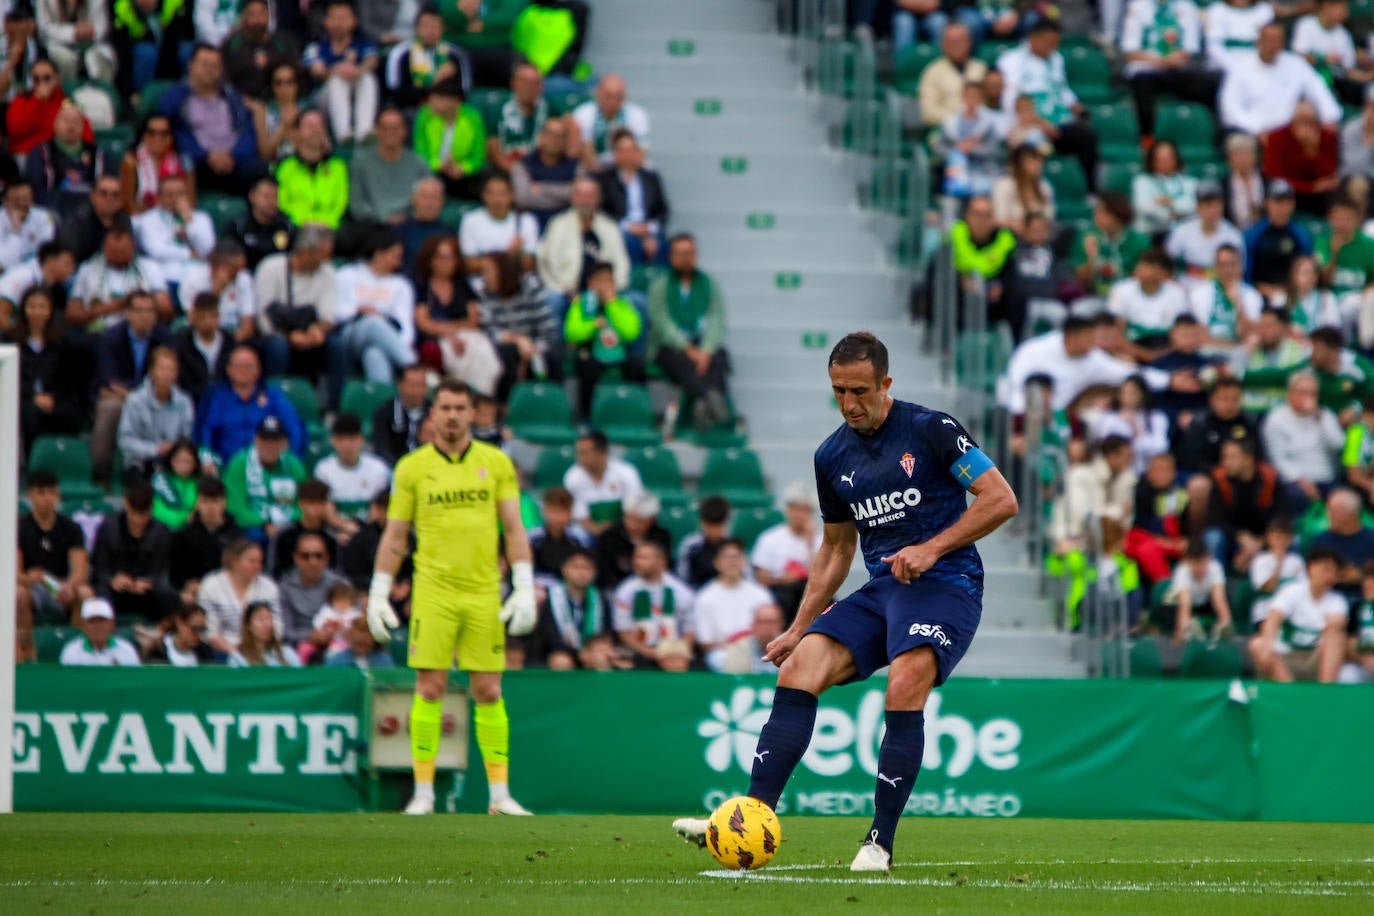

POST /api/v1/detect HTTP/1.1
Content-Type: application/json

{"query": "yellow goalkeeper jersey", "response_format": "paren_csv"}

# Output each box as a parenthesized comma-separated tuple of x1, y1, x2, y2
(388, 440, 519, 594)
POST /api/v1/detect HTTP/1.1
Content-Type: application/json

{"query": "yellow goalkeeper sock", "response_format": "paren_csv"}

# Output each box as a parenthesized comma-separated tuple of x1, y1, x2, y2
(473, 698, 510, 798)
(410, 694, 443, 787)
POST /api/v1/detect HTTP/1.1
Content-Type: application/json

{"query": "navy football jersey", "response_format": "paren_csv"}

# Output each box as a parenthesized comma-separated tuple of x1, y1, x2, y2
(814, 400, 994, 590)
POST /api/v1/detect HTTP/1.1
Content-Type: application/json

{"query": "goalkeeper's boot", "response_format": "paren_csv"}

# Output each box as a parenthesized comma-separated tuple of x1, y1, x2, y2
(850, 831, 892, 873)
(403, 793, 435, 815)
(489, 796, 534, 816)
(672, 817, 709, 848)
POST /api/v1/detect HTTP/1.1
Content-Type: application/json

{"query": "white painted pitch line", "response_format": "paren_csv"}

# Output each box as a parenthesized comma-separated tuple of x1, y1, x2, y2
(756, 858, 1360, 871)
(698, 871, 1374, 896)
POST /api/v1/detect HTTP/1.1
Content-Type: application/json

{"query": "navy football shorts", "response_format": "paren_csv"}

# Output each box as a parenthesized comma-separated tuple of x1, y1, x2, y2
(806, 574, 982, 685)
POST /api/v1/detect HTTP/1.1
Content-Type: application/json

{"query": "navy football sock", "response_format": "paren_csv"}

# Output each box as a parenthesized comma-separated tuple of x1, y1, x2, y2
(746, 686, 819, 810)
(867, 710, 925, 855)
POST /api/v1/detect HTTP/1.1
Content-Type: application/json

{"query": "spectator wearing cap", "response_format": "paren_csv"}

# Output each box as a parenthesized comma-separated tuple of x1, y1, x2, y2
(197, 539, 280, 654)
(563, 429, 643, 535)
(528, 486, 594, 584)
(596, 489, 673, 592)
(158, 44, 265, 196)
(612, 539, 694, 671)
(90, 289, 172, 480)
(1316, 196, 1374, 305)
(564, 260, 645, 418)
(1121, 0, 1217, 138)
(176, 241, 256, 344)
(1072, 192, 1151, 299)
(1131, 140, 1197, 239)
(1224, 133, 1266, 230)
(917, 22, 988, 129)
(275, 110, 350, 232)
(1262, 372, 1345, 510)
(195, 343, 306, 466)
(168, 476, 243, 598)
(229, 176, 295, 271)
(57, 174, 126, 265)
(1263, 100, 1341, 217)
(1187, 244, 1263, 343)
(91, 479, 178, 622)
(1243, 180, 1313, 296)
(696, 538, 780, 674)
(414, 77, 486, 200)
(1219, 22, 1341, 137)
(348, 108, 432, 229)
(17, 469, 91, 627)
(313, 412, 392, 522)
(171, 292, 232, 406)
(538, 176, 631, 312)
(253, 225, 338, 380)
(0, 179, 57, 272)
(751, 483, 822, 622)
(302, 0, 379, 145)
(596, 128, 668, 266)
(1107, 248, 1191, 358)
(511, 117, 579, 230)
(329, 230, 416, 404)
(997, 19, 1099, 193)
(1339, 85, 1374, 204)
(67, 214, 173, 332)
(131, 172, 216, 288)
(570, 73, 651, 172)
(222, 415, 307, 543)
(115, 346, 196, 474)
(1165, 182, 1244, 285)
(60, 598, 141, 666)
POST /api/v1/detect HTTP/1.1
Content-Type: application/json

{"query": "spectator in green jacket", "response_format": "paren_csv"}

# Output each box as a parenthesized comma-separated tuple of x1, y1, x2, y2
(1072, 192, 1151, 298)
(223, 415, 308, 544)
(950, 195, 1016, 281)
(414, 77, 487, 201)
(1244, 326, 1374, 420)
(647, 233, 730, 428)
(150, 438, 201, 530)
(275, 110, 349, 230)
(564, 260, 644, 417)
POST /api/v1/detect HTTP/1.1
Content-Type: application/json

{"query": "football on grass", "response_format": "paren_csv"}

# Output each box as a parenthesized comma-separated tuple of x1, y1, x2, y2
(705, 796, 781, 870)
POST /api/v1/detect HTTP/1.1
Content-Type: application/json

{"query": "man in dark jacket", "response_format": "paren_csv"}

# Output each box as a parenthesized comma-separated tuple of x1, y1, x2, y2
(1172, 378, 1260, 475)
(220, 0, 298, 101)
(159, 43, 266, 195)
(594, 490, 674, 591)
(25, 103, 112, 217)
(596, 128, 668, 265)
(171, 293, 232, 405)
(1208, 436, 1281, 559)
(91, 290, 170, 481)
(167, 477, 243, 593)
(56, 175, 126, 264)
(371, 363, 431, 463)
(227, 176, 294, 269)
(91, 481, 178, 622)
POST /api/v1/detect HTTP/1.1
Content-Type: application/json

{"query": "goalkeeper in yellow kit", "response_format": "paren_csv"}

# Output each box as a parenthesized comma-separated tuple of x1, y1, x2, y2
(366, 380, 538, 816)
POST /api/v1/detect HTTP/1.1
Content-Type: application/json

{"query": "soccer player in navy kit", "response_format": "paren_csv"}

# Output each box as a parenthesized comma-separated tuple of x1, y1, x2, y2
(674, 332, 1018, 871)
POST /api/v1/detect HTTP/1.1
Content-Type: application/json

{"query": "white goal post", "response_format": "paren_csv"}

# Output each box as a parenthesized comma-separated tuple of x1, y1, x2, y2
(1, 344, 18, 813)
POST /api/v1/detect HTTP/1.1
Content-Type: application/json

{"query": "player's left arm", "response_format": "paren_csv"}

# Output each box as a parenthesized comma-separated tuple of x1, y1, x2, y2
(883, 417, 1019, 584)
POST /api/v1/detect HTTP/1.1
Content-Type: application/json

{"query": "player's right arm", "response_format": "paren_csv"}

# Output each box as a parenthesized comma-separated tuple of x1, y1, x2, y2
(366, 456, 418, 642)
(763, 521, 857, 666)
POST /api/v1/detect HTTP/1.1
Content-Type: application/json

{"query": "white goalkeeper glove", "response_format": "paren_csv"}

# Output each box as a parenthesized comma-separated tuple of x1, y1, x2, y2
(366, 572, 401, 643)
(499, 561, 537, 636)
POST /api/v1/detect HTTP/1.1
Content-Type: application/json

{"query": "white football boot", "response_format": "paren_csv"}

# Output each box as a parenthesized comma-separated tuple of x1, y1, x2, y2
(672, 817, 709, 848)
(850, 831, 892, 873)
(488, 796, 534, 815)
(403, 794, 435, 815)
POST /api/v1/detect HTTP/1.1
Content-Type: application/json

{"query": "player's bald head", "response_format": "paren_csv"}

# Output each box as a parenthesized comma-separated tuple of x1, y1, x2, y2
(829, 332, 889, 382)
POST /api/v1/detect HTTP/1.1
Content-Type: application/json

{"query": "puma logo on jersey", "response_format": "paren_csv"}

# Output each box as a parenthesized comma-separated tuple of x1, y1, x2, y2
(840, 471, 856, 487)
(941, 418, 957, 426)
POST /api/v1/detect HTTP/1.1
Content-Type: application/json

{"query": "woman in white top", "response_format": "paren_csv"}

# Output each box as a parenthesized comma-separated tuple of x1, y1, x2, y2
(230, 601, 303, 668)
(197, 539, 281, 655)
(1132, 140, 1198, 238)
(991, 143, 1056, 236)
(1273, 255, 1342, 334)
(1092, 375, 1171, 474)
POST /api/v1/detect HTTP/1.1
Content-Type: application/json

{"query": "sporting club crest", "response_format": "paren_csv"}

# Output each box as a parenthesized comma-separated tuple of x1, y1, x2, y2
(899, 452, 915, 478)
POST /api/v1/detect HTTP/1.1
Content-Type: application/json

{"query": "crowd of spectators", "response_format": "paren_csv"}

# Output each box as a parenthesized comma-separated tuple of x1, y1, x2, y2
(7, 0, 792, 676)
(855, 0, 1374, 682)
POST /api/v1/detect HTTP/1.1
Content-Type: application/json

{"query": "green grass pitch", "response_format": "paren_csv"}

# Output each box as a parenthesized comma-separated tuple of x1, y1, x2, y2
(3, 814, 1373, 913)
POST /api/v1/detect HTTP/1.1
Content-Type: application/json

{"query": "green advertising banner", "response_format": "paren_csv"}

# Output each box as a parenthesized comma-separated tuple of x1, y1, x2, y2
(14, 667, 367, 812)
(12, 669, 1374, 821)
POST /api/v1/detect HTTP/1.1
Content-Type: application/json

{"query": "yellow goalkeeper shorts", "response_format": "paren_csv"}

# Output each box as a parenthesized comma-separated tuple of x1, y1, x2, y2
(407, 585, 505, 672)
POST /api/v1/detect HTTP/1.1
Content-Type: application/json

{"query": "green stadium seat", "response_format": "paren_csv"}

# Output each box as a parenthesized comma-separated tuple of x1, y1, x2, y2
(387, 626, 408, 666)
(534, 444, 577, 490)
(339, 381, 397, 436)
(1178, 639, 1244, 679)
(506, 382, 577, 445)
(199, 192, 248, 236)
(272, 376, 326, 442)
(622, 445, 691, 509)
(136, 79, 177, 120)
(699, 447, 772, 509)
(1187, 161, 1227, 184)
(658, 503, 697, 548)
(306, 439, 333, 472)
(589, 384, 660, 446)
(1064, 45, 1115, 104)
(1155, 102, 1219, 165)
(440, 200, 479, 231)
(469, 88, 511, 132)
(629, 264, 665, 294)
(94, 124, 135, 161)
(1128, 638, 1164, 678)
(1043, 157, 1092, 222)
(674, 395, 747, 449)
(730, 506, 783, 551)
(1100, 160, 1142, 196)
(892, 42, 939, 94)
(34, 626, 78, 663)
(976, 39, 1016, 66)
(546, 89, 589, 116)
(29, 436, 105, 501)
(1091, 102, 1141, 163)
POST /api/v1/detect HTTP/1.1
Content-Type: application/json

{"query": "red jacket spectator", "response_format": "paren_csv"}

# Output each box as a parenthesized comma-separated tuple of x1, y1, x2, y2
(6, 88, 94, 157)
(1262, 101, 1339, 203)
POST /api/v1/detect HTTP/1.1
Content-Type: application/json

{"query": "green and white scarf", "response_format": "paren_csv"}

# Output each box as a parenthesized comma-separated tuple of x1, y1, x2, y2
(548, 583, 602, 648)
(498, 97, 548, 156)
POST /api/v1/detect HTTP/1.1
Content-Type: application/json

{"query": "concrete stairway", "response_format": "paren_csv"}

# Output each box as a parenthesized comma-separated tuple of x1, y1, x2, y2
(582, 0, 1082, 677)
